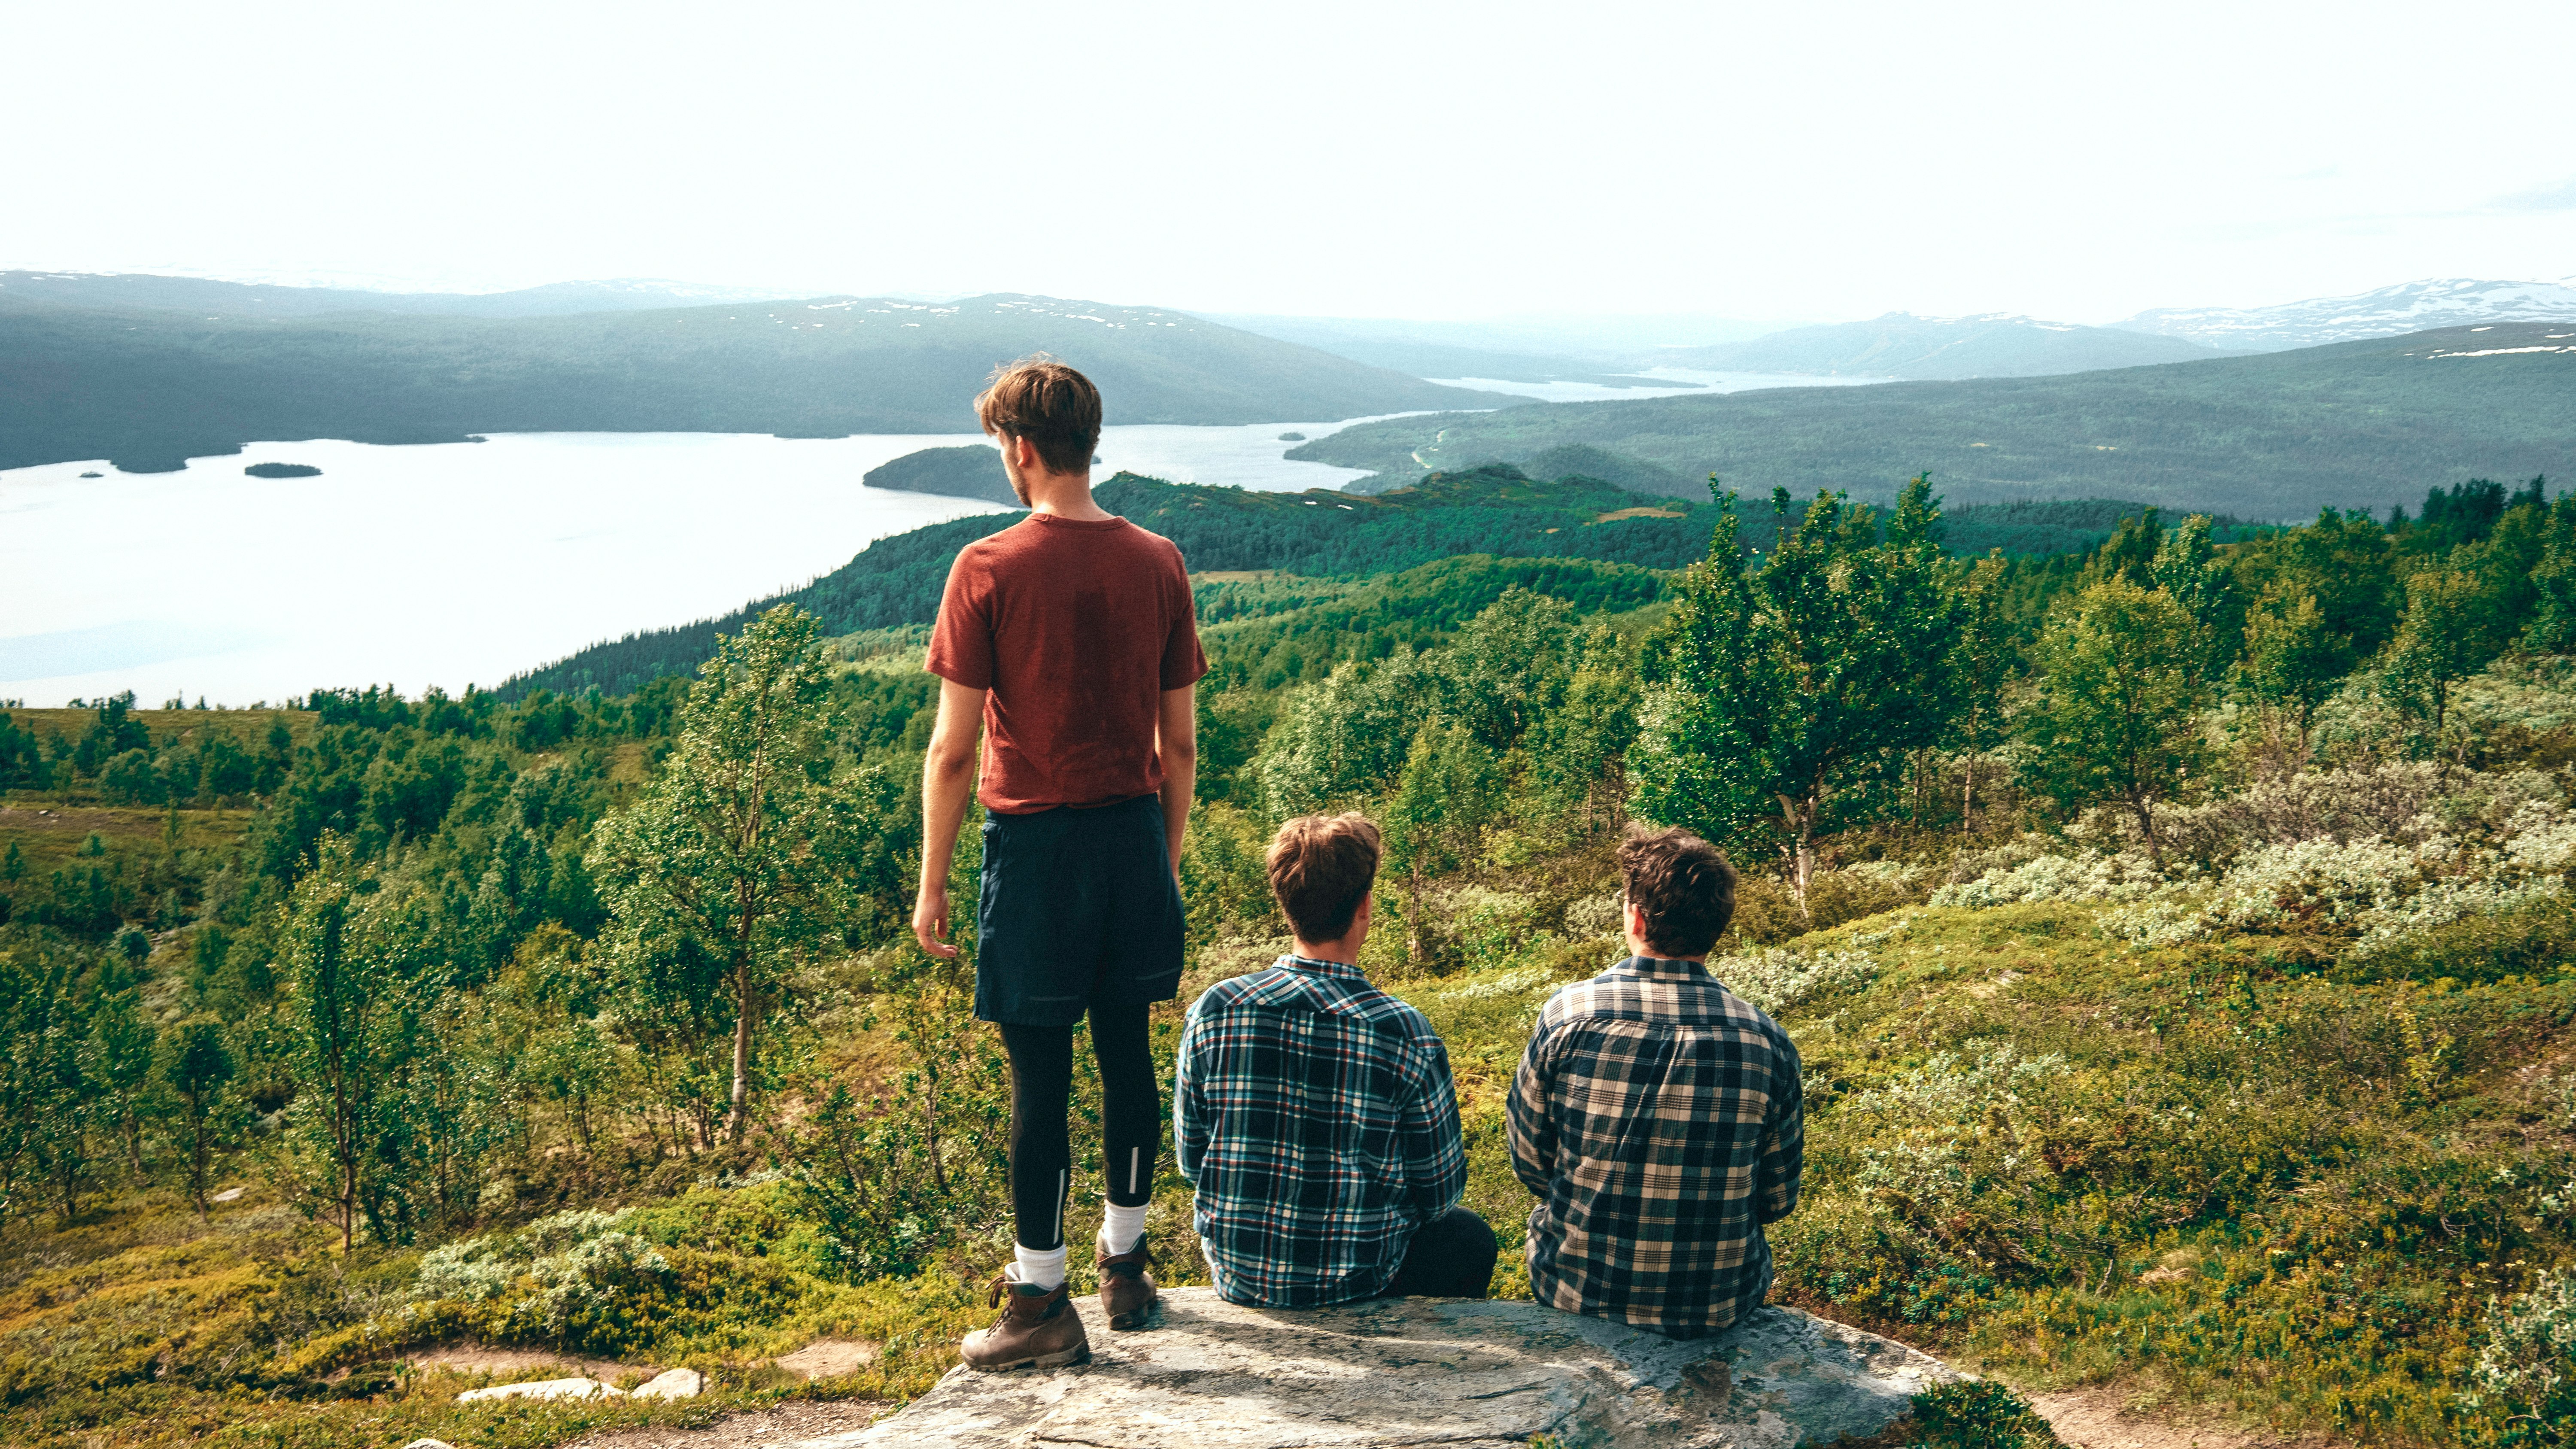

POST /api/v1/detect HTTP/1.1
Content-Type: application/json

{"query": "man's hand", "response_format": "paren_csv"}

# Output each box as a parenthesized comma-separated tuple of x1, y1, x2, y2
(914, 881, 960, 959)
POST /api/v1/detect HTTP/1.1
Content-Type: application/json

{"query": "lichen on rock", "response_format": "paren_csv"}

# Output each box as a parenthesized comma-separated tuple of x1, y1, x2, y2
(848, 1288, 1956, 1447)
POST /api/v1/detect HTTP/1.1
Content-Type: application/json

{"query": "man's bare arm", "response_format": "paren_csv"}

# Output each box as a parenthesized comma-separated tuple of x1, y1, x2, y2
(912, 679, 987, 958)
(1157, 683, 1197, 885)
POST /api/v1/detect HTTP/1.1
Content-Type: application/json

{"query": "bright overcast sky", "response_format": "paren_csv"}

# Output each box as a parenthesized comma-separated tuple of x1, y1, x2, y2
(6, 0, 2571, 325)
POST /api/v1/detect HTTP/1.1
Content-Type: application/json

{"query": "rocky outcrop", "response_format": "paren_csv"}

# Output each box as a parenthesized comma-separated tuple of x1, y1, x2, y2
(632, 1367, 705, 1400)
(845, 1288, 1956, 1448)
(456, 1374, 624, 1403)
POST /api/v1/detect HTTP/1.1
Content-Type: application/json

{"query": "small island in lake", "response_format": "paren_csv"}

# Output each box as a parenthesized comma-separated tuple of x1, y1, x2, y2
(861, 444, 1021, 506)
(1278, 431, 1306, 441)
(245, 462, 322, 478)
(79, 471, 103, 478)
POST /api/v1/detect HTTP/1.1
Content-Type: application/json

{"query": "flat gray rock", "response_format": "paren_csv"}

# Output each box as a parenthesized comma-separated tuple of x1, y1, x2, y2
(833, 1288, 1956, 1448)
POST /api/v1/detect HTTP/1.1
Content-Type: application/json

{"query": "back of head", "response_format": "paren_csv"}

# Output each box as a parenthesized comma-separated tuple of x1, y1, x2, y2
(1267, 813, 1382, 944)
(975, 356, 1103, 476)
(1617, 823, 1737, 958)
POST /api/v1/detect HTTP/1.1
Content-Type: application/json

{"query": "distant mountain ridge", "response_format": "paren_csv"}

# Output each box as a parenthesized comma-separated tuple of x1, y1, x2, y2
(1288, 322, 2576, 519)
(0, 270, 798, 318)
(1204, 312, 1784, 387)
(1647, 313, 2224, 379)
(2117, 277, 2576, 351)
(0, 288, 1522, 473)
(1229, 309, 2224, 385)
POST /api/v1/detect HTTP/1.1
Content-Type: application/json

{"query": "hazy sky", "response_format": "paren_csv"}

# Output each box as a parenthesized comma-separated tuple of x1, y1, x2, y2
(7, 0, 2570, 324)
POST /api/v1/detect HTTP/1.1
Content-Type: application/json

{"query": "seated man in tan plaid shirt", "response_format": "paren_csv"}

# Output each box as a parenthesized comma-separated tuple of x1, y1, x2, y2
(1506, 824, 1804, 1338)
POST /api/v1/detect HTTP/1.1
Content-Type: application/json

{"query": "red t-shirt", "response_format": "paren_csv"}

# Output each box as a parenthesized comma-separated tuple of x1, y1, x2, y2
(926, 513, 1208, 814)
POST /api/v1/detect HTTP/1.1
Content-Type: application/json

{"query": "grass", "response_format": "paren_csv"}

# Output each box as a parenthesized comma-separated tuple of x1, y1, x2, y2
(4, 709, 318, 752)
(0, 1171, 993, 1447)
(0, 799, 256, 883)
(1741, 896, 2574, 1443)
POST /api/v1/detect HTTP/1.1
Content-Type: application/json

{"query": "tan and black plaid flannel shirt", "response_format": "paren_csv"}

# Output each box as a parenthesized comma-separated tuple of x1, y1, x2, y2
(1507, 954, 1804, 1339)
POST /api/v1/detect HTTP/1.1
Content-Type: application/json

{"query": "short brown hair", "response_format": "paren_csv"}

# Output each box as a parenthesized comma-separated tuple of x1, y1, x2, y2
(1267, 813, 1382, 943)
(1618, 823, 1736, 957)
(975, 356, 1102, 475)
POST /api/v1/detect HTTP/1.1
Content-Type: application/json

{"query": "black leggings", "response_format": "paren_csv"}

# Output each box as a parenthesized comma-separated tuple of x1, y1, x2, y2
(998, 1002, 1160, 1251)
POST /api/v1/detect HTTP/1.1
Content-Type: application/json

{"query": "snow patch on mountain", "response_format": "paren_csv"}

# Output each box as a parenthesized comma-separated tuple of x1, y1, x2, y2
(2117, 278, 2576, 352)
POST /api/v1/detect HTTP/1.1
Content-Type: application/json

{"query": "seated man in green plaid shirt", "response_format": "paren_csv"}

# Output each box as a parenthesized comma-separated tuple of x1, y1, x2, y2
(1508, 824, 1804, 1338)
(1175, 813, 1496, 1306)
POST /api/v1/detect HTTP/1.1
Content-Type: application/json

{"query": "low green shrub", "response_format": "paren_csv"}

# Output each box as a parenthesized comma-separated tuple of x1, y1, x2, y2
(2464, 1268, 2576, 1448)
(1909, 1379, 2060, 1449)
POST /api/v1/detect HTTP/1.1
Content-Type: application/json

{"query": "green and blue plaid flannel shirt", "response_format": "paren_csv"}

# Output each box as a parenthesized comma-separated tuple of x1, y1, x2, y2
(1176, 953, 1467, 1308)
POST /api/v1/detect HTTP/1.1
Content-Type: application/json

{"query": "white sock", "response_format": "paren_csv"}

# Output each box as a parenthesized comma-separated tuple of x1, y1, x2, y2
(1100, 1201, 1149, 1256)
(1012, 1244, 1068, 1291)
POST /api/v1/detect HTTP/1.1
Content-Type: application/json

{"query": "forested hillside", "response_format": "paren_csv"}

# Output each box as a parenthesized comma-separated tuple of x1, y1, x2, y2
(505, 467, 2270, 702)
(1294, 323, 2576, 516)
(861, 444, 1018, 504)
(9, 472, 2576, 1447)
(500, 467, 1727, 699)
(0, 292, 1516, 473)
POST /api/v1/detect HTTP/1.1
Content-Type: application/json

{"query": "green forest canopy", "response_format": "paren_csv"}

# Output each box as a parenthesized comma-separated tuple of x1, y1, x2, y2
(501, 467, 2276, 701)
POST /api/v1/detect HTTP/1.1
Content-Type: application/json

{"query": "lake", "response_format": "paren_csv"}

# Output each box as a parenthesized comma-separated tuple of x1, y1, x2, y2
(0, 417, 1389, 707)
(0, 376, 1883, 707)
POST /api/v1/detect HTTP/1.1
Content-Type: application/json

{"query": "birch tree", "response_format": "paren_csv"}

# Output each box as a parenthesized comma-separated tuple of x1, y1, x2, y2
(278, 835, 428, 1250)
(2018, 579, 2208, 863)
(589, 606, 886, 1143)
(1633, 477, 1965, 916)
(1383, 719, 1502, 962)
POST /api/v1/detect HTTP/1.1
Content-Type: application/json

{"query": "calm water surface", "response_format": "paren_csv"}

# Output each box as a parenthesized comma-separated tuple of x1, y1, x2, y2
(0, 418, 1391, 706)
(0, 376, 1874, 706)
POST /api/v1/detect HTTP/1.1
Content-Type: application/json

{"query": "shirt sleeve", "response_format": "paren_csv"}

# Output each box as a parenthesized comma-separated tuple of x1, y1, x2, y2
(1506, 1021, 1559, 1199)
(1756, 1031, 1805, 1226)
(1173, 999, 1210, 1186)
(1401, 1035, 1469, 1221)
(1160, 544, 1208, 690)
(924, 546, 995, 690)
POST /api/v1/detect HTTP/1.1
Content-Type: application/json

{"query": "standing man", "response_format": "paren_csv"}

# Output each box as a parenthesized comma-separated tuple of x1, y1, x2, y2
(914, 357, 1205, 1371)
(1507, 824, 1803, 1339)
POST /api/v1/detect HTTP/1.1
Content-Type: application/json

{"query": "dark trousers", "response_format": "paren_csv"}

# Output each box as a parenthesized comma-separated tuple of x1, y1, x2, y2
(998, 1003, 1160, 1251)
(1386, 1206, 1499, 1298)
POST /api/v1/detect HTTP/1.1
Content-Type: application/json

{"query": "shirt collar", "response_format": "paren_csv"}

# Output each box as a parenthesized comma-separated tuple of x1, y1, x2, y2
(1276, 952, 1368, 982)
(1614, 954, 1713, 980)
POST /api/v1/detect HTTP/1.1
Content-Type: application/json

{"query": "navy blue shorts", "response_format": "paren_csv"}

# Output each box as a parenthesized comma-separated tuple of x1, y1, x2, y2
(975, 793, 1185, 1027)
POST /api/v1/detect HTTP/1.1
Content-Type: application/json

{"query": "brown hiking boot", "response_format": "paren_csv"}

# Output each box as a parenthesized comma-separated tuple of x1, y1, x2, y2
(961, 1275, 1091, 1371)
(1097, 1235, 1159, 1330)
